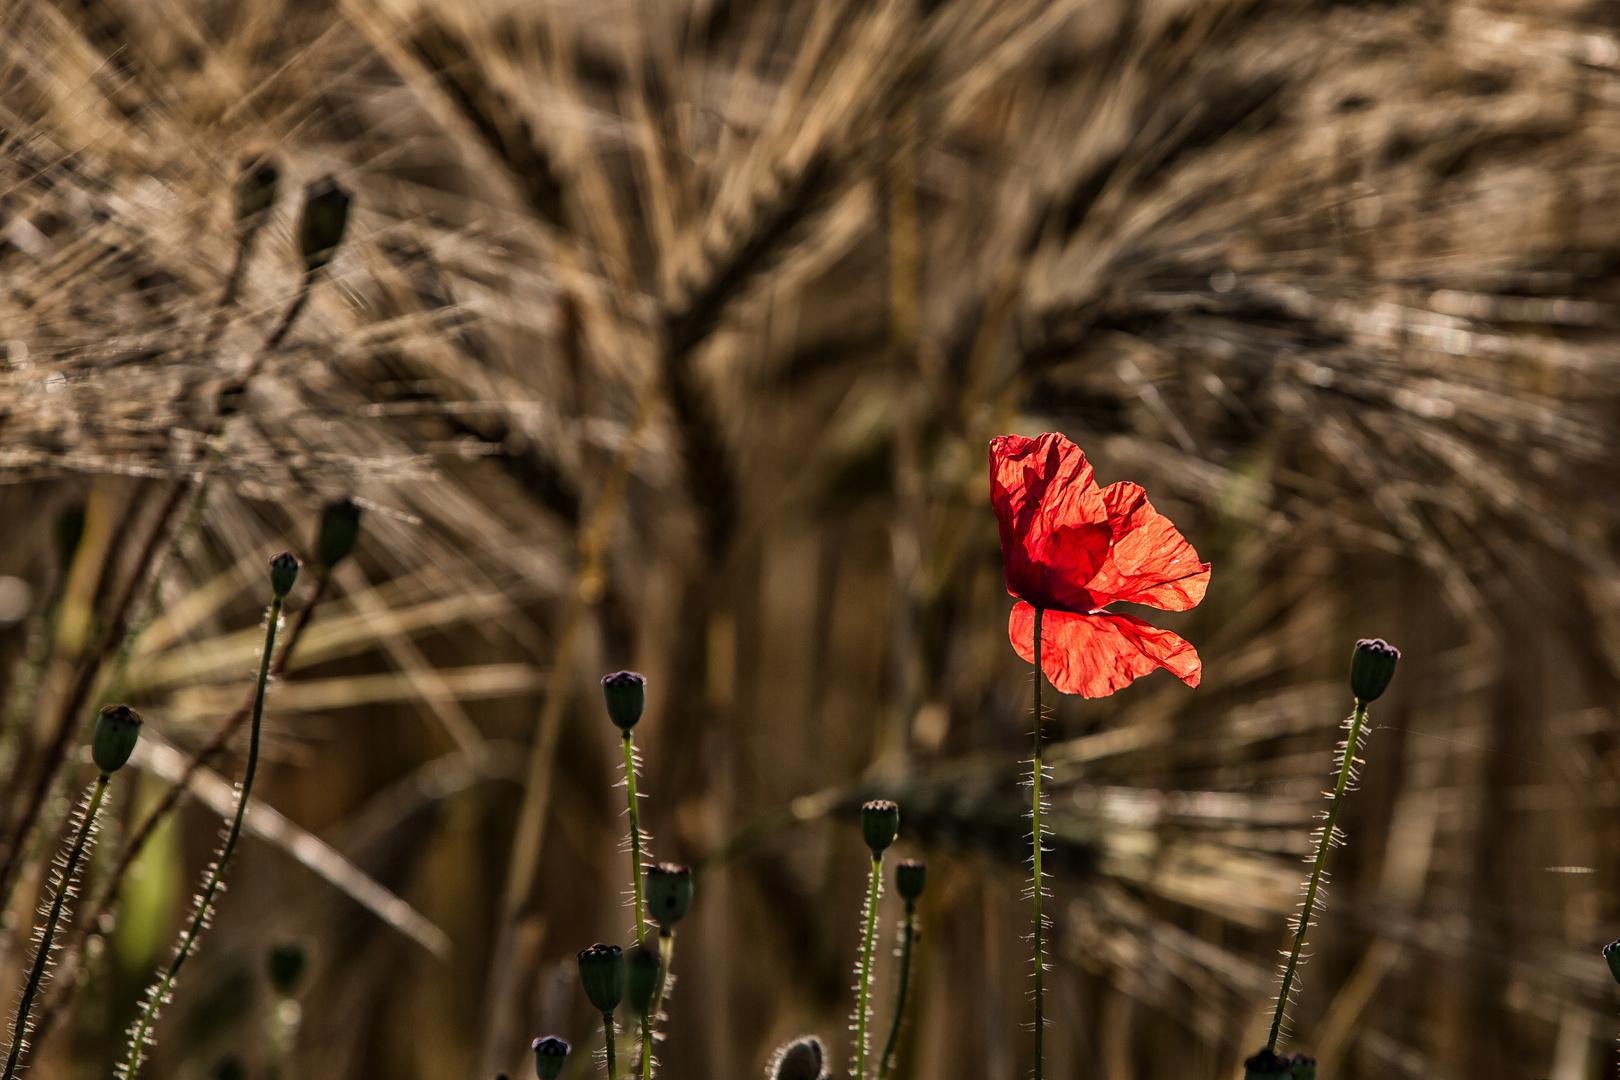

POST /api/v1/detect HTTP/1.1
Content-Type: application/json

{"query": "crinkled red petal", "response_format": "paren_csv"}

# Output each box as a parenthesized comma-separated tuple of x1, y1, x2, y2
(1008, 602, 1201, 698)
(1080, 481, 1210, 612)
(990, 433, 1108, 607)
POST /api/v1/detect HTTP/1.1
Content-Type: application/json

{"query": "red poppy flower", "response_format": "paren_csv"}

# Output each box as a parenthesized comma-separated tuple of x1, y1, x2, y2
(991, 432, 1209, 697)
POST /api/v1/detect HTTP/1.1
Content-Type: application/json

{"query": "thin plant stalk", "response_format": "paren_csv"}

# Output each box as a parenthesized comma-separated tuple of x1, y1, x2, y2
(602, 1013, 618, 1080)
(637, 1010, 652, 1080)
(644, 927, 676, 1075)
(876, 899, 918, 1080)
(0, 775, 107, 1080)
(853, 853, 883, 1080)
(622, 732, 647, 944)
(1030, 606, 1045, 1080)
(119, 590, 285, 1080)
(1266, 701, 1370, 1050)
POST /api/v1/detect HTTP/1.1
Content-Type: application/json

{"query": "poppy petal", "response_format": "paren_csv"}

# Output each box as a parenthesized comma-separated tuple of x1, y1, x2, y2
(1008, 602, 1201, 698)
(1083, 482, 1211, 612)
(990, 433, 1108, 607)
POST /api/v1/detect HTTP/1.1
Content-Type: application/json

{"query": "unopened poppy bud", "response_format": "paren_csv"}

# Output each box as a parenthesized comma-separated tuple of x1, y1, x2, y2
(626, 945, 661, 1016)
(601, 671, 646, 730)
(1604, 939, 1620, 985)
(267, 942, 307, 996)
(298, 176, 352, 273)
(895, 859, 927, 903)
(577, 943, 625, 1014)
(860, 800, 900, 856)
(645, 863, 692, 928)
(315, 497, 363, 571)
(1349, 638, 1399, 703)
(236, 157, 279, 232)
(532, 1036, 569, 1080)
(270, 552, 300, 598)
(1287, 1054, 1316, 1080)
(1243, 1048, 1291, 1079)
(768, 1036, 825, 1080)
(92, 704, 142, 774)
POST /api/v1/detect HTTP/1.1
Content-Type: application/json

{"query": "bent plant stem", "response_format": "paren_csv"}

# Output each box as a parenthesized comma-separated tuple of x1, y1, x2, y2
(1267, 701, 1369, 1051)
(120, 593, 284, 1080)
(1, 775, 107, 1080)
(854, 853, 883, 1080)
(622, 732, 647, 943)
(876, 899, 918, 1080)
(1030, 606, 1045, 1080)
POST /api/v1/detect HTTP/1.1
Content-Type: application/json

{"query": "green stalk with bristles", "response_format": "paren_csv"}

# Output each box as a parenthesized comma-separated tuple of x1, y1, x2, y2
(853, 854, 883, 1080)
(622, 732, 647, 944)
(602, 1014, 618, 1080)
(876, 899, 917, 1080)
(119, 564, 291, 1080)
(1, 776, 107, 1080)
(1030, 606, 1046, 1080)
(1267, 701, 1369, 1050)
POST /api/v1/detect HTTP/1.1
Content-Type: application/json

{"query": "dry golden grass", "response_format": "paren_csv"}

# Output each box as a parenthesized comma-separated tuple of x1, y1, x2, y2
(3, 1, 1620, 1078)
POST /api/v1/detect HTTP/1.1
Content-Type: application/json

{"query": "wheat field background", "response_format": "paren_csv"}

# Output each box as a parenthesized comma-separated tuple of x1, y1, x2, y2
(2, 0, 1620, 1078)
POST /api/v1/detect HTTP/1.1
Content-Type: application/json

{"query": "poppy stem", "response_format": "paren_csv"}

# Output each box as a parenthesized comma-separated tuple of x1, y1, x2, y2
(1030, 606, 1045, 1080)
(876, 898, 917, 1080)
(622, 731, 647, 945)
(1267, 700, 1370, 1050)
(853, 853, 883, 1080)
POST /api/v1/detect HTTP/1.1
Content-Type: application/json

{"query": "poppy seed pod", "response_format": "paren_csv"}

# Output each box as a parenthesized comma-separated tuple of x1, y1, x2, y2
(270, 551, 300, 598)
(1242, 1048, 1291, 1079)
(531, 1036, 569, 1080)
(1604, 939, 1620, 985)
(1287, 1054, 1316, 1080)
(315, 497, 363, 571)
(1349, 638, 1400, 703)
(576, 943, 625, 1014)
(601, 671, 646, 730)
(626, 945, 661, 1016)
(768, 1036, 825, 1080)
(267, 942, 307, 996)
(645, 863, 692, 927)
(860, 800, 900, 856)
(235, 157, 279, 232)
(92, 704, 142, 774)
(298, 176, 352, 273)
(895, 859, 927, 902)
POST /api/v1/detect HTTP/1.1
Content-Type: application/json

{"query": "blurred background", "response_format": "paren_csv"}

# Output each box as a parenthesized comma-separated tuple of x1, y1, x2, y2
(2, 0, 1620, 1078)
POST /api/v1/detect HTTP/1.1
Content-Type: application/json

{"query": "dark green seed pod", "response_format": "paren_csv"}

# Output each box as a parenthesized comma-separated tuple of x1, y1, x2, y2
(270, 551, 300, 599)
(267, 942, 307, 996)
(626, 945, 661, 1016)
(895, 859, 927, 903)
(298, 176, 353, 273)
(531, 1036, 569, 1080)
(315, 497, 363, 571)
(92, 704, 142, 774)
(601, 671, 646, 730)
(860, 800, 900, 856)
(645, 863, 693, 928)
(768, 1036, 826, 1080)
(1604, 939, 1620, 985)
(235, 156, 279, 233)
(577, 943, 625, 1014)
(1349, 638, 1399, 703)
(1243, 1048, 1291, 1079)
(1287, 1054, 1316, 1080)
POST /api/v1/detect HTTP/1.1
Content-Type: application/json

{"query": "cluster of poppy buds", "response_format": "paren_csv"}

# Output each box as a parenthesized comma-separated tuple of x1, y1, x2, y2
(229, 156, 354, 273)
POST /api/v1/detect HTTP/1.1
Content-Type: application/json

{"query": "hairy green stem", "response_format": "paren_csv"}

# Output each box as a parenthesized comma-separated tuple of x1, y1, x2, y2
(644, 926, 675, 1077)
(1267, 700, 1369, 1051)
(1, 775, 107, 1080)
(876, 900, 917, 1080)
(637, 1010, 652, 1080)
(622, 732, 646, 944)
(1030, 606, 1045, 1080)
(854, 853, 883, 1080)
(603, 1012, 618, 1080)
(120, 594, 283, 1080)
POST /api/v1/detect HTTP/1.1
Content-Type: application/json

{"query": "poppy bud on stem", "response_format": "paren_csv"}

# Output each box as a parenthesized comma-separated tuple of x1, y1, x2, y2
(1263, 638, 1399, 1054)
(852, 801, 898, 1080)
(120, 555, 297, 1080)
(603, 672, 650, 945)
(877, 861, 926, 1080)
